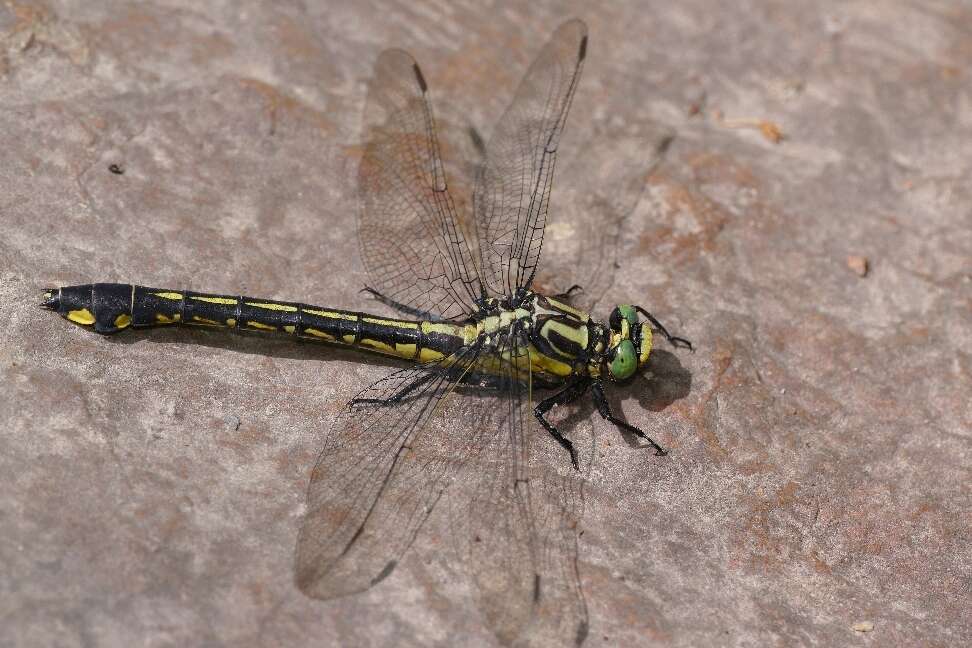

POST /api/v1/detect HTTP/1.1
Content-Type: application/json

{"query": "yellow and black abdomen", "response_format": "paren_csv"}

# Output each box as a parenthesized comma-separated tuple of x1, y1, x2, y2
(43, 283, 137, 334)
(43, 283, 468, 362)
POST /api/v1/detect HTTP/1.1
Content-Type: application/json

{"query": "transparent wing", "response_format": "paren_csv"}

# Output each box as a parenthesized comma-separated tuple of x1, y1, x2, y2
(474, 19, 588, 298)
(450, 329, 590, 646)
(295, 345, 482, 598)
(295, 329, 589, 645)
(358, 49, 484, 320)
(536, 127, 674, 313)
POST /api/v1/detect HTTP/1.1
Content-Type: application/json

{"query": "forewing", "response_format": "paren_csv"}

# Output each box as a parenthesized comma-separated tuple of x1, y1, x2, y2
(538, 127, 674, 312)
(474, 19, 588, 297)
(450, 330, 590, 646)
(295, 346, 480, 598)
(358, 49, 483, 320)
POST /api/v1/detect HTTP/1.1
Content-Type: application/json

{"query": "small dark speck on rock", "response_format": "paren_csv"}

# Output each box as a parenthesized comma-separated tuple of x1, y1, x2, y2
(108, 163, 125, 175)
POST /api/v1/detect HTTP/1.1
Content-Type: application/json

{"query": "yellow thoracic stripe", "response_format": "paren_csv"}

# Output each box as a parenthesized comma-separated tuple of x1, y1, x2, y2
(544, 296, 587, 320)
(531, 351, 573, 378)
(542, 319, 588, 353)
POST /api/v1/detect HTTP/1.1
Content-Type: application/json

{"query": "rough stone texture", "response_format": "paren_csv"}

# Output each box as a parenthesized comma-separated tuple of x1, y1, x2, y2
(2, 1, 970, 646)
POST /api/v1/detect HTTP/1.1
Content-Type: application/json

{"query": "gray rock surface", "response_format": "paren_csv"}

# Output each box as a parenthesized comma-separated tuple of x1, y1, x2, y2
(2, 1, 970, 646)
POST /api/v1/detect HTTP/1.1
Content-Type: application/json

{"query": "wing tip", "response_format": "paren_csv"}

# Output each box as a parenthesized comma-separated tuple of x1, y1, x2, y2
(412, 62, 428, 92)
(575, 620, 590, 646)
(370, 559, 398, 586)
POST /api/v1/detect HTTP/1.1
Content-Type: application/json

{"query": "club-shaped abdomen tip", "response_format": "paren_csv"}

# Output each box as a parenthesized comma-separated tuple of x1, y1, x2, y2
(41, 288, 60, 310)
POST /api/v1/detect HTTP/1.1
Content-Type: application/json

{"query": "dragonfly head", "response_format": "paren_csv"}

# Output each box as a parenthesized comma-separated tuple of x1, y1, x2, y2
(604, 304, 653, 381)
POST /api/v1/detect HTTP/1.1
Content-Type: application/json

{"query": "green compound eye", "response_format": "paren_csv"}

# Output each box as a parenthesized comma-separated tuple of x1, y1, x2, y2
(609, 304, 639, 332)
(609, 339, 638, 380)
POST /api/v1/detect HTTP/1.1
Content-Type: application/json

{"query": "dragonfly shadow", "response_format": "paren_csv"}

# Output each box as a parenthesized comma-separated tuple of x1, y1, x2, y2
(102, 326, 394, 370)
(605, 348, 693, 450)
(520, 348, 692, 461)
(636, 349, 693, 412)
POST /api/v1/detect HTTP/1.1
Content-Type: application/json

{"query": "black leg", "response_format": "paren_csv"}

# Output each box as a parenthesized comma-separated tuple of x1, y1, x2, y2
(591, 381, 667, 456)
(534, 378, 591, 470)
(350, 372, 437, 409)
(553, 284, 584, 301)
(360, 286, 441, 321)
(635, 306, 693, 351)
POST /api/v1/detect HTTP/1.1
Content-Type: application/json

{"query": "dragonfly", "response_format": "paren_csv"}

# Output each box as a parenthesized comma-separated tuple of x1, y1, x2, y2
(43, 18, 691, 646)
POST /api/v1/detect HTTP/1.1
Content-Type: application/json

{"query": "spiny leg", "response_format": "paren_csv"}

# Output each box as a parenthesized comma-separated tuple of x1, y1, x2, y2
(349, 372, 437, 408)
(591, 381, 667, 456)
(534, 378, 591, 470)
(360, 286, 441, 321)
(635, 306, 693, 350)
(553, 284, 584, 301)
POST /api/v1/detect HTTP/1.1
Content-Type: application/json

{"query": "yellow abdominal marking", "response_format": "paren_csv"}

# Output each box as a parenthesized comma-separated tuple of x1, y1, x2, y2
(247, 321, 276, 331)
(152, 292, 183, 301)
(155, 313, 179, 324)
(191, 315, 221, 326)
(396, 343, 417, 358)
(226, 318, 237, 327)
(192, 296, 237, 305)
(303, 327, 336, 341)
(419, 348, 445, 362)
(421, 321, 457, 335)
(421, 321, 475, 345)
(67, 308, 95, 325)
(114, 314, 132, 329)
(246, 301, 297, 312)
(342, 334, 355, 344)
(360, 338, 395, 354)
(362, 317, 418, 329)
(284, 325, 295, 333)
(303, 308, 356, 320)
